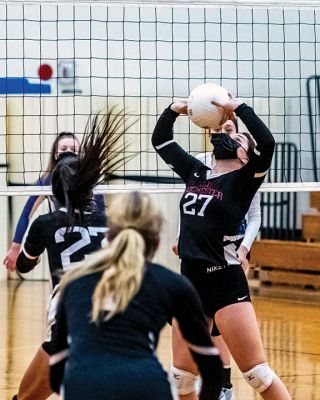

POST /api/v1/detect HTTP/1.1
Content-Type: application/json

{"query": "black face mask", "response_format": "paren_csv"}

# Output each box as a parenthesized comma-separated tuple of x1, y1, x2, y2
(210, 133, 241, 160)
(56, 151, 77, 162)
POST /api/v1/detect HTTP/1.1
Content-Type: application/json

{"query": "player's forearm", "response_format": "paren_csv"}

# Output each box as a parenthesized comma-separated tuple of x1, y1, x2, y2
(191, 350, 224, 400)
(241, 215, 261, 250)
(235, 104, 274, 147)
(151, 106, 179, 148)
(235, 103, 275, 170)
(12, 195, 40, 243)
(16, 250, 39, 273)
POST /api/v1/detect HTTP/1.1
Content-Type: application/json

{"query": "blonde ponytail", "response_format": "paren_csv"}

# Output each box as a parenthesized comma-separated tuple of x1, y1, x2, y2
(59, 191, 163, 323)
(91, 228, 145, 321)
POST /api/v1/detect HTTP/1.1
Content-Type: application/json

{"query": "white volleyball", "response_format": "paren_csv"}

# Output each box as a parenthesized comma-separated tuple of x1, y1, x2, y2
(187, 83, 229, 129)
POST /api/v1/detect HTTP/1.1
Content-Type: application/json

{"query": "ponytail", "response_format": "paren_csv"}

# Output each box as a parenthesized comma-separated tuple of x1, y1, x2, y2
(59, 191, 163, 322)
(59, 227, 146, 322)
(92, 228, 145, 321)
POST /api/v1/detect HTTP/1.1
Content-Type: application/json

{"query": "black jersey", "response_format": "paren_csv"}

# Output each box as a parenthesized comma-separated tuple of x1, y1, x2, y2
(16, 208, 107, 288)
(50, 263, 223, 400)
(152, 104, 274, 266)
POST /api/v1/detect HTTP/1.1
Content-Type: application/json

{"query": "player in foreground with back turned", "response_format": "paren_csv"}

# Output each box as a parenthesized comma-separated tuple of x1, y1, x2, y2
(50, 191, 224, 400)
(11, 108, 130, 400)
(152, 93, 291, 399)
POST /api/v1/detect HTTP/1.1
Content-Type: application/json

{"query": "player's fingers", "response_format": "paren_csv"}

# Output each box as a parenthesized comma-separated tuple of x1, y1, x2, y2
(219, 109, 231, 126)
(241, 258, 249, 271)
(171, 100, 188, 115)
(5, 262, 15, 272)
(210, 99, 224, 108)
(173, 96, 188, 102)
(172, 244, 178, 256)
(226, 111, 234, 120)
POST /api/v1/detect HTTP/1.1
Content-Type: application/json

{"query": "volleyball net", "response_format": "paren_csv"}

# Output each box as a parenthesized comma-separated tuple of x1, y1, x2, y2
(0, 0, 320, 196)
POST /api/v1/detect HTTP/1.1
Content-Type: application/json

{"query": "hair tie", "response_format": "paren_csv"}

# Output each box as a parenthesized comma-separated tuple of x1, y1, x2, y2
(125, 225, 137, 231)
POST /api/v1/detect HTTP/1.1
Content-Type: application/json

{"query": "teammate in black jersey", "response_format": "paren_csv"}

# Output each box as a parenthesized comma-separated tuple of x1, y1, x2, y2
(49, 191, 223, 400)
(13, 109, 130, 400)
(152, 94, 291, 400)
(3, 132, 105, 272)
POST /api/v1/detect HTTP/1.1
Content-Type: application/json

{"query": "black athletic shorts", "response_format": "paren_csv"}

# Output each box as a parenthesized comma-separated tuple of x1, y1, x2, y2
(180, 261, 251, 321)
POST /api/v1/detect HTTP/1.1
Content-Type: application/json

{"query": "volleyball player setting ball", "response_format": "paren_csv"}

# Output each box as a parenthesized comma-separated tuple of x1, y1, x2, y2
(152, 85, 292, 399)
(173, 93, 262, 399)
(176, 84, 260, 400)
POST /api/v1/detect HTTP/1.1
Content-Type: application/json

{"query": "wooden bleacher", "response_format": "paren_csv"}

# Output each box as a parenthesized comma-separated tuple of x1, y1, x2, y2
(310, 191, 320, 211)
(302, 214, 320, 242)
(250, 192, 320, 300)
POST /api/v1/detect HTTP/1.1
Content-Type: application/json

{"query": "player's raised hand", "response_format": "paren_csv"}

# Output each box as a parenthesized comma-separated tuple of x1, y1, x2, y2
(211, 93, 244, 114)
(170, 98, 188, 115)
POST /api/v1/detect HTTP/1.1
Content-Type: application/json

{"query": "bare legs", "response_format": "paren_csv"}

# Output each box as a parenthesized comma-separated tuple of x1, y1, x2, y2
(172, 302, 291, 400)
(215, 302, 291, 400)
(17, 346, 53, 400)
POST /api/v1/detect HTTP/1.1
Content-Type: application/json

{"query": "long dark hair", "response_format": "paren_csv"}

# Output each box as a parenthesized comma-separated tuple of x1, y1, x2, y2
(52, 107, 135, 227)
(240, 131, 257, 155)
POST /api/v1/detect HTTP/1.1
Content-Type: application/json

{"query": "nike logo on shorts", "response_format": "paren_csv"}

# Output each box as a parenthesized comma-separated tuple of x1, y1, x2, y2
(194, 172, 200, 177)
(237, 295, 248, 301)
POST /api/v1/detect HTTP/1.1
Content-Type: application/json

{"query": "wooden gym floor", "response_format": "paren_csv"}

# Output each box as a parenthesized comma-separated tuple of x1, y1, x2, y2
(1, 279, 320, 400)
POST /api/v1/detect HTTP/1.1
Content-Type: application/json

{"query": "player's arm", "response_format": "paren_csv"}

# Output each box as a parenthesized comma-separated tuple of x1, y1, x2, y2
(16, 218, 45, 273)
(235, 103, 275, 174)
(16, 249, 41, 273)
(171, 275, 224, 399)
(12, 195, 38, 244)
(241, 192, 261, 252)
(3, 195, 40, 272)
(12, 176, 49, 244)
(49, 291, 69, 394)
(94, 194, 106, 214)
(237, 193, 261, 271)
(152, 101, 207, 182)
(211, 95, 275, 174)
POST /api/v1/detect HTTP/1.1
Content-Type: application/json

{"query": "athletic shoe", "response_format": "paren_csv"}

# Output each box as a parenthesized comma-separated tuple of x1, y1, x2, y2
(222, 387, 235, 400)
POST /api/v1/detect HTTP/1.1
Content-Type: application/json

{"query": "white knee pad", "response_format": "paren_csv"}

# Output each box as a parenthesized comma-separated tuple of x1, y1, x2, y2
(170, 366, 198, 395)
(195, 375, 202, 396)
(243, 363, 276, 393)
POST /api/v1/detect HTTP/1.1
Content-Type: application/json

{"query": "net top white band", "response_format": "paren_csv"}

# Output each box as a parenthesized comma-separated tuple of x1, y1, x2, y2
(1, 182, 320, 196)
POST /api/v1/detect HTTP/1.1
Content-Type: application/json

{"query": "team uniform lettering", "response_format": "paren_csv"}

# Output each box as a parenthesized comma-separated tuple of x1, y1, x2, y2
(186, 182, 223, 200)
(206, 265, 226, 273)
